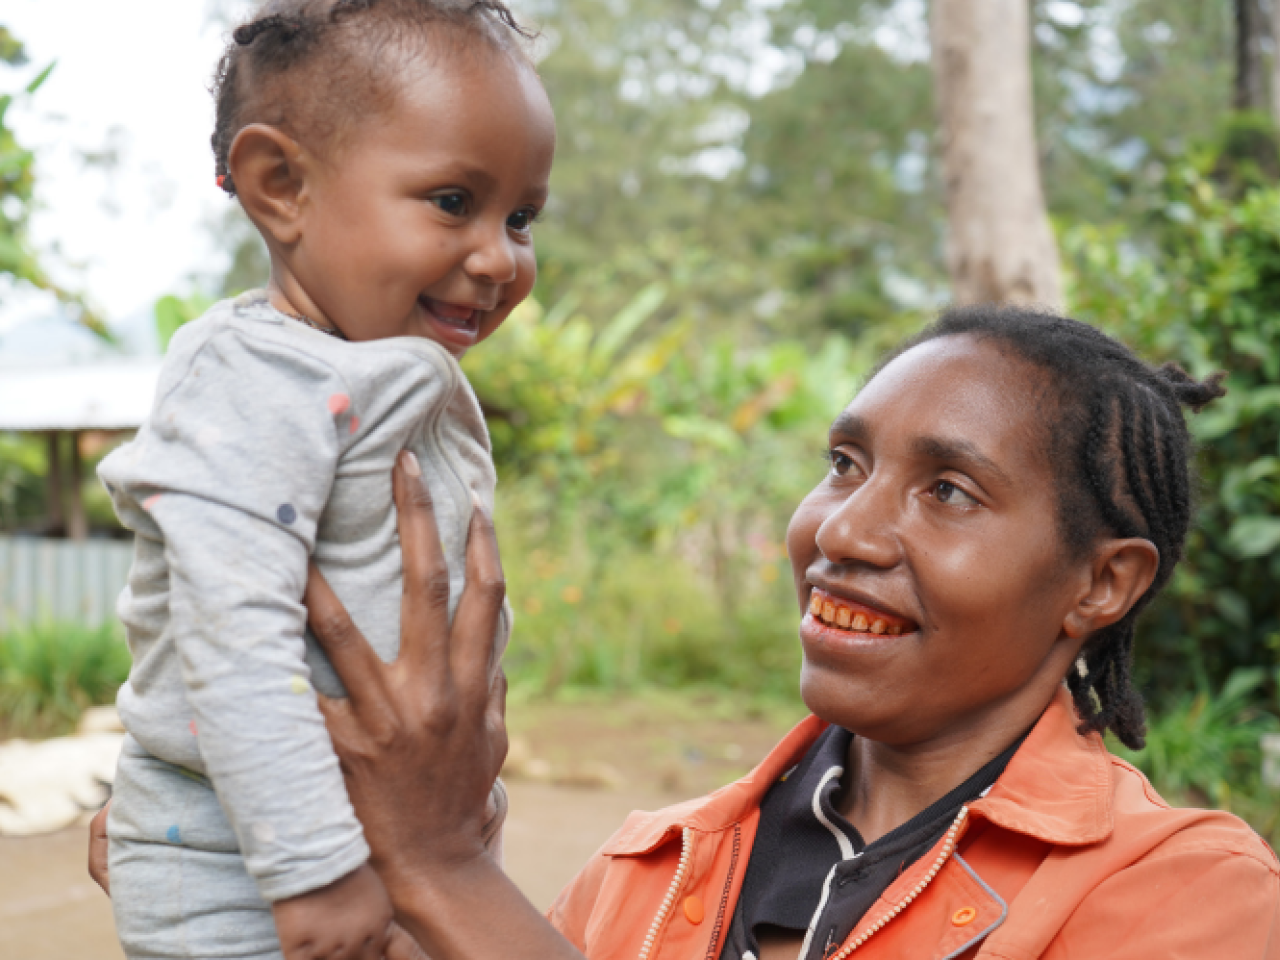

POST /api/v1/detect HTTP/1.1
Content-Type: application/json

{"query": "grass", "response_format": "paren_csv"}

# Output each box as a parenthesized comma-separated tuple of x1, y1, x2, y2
(0, 620, 131, 739)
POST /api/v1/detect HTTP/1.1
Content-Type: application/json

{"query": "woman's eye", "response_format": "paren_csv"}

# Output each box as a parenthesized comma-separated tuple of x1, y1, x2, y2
(827, 450, 855, 477)
(430, 193, 469, 217)
(507, 207, 540, 233)
(934, 481, 979, 507)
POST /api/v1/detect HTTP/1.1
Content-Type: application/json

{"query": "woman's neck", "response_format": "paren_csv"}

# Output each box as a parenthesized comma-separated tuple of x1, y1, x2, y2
(835, 700, 1043, 844)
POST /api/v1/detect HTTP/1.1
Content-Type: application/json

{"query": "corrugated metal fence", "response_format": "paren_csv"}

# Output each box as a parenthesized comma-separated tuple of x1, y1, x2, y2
(0, 536, 132, 629)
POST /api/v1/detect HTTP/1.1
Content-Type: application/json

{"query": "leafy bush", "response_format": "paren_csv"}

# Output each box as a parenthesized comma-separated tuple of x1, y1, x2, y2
(0, 621, 131, 738)
(1066, 163, 1280, 704)
(465, 290, 915, 701)
(1111, 670, 1280, 842)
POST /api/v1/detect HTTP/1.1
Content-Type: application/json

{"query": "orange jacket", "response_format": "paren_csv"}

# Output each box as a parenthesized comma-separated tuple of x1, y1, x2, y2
(549, 689, 1280, 959)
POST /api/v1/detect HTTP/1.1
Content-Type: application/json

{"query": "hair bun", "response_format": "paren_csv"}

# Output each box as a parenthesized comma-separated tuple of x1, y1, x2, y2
(1158, 363, 1227, 412)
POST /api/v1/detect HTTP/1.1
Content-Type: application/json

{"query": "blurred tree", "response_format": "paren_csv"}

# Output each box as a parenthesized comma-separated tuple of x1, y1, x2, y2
(1235, 0, 1266, 111)
(931, 0, 1062, 306)
(0, 24, 105, 335)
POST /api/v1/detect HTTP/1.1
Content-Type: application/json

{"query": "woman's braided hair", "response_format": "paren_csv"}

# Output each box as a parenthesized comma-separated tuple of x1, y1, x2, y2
(211, 0, 535, 196)
(895, 304, 1225, 749)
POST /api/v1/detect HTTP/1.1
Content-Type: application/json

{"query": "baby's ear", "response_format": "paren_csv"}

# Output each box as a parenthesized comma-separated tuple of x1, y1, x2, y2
(227, 123, 310, 246)
(1062, 538, 1160, 640)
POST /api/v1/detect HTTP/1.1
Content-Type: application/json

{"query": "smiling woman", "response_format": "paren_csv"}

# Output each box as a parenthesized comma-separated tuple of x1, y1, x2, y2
(93, 306, 1280, 959)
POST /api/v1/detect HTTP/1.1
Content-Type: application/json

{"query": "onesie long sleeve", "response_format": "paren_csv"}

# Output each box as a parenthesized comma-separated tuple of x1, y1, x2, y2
(100, 291, 503, 903)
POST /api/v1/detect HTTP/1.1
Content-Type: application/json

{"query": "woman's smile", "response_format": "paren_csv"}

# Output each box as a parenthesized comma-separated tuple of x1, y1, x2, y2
(803, 585, 917, 637)
(785, 334, 1089, 745)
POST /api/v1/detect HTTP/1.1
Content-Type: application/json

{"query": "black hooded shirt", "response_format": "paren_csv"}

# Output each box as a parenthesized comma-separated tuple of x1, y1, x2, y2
(718, 725, 1025, 960)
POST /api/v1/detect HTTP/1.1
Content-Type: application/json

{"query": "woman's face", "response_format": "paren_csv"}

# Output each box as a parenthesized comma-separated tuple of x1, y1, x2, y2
(786, 334, 1092, 747)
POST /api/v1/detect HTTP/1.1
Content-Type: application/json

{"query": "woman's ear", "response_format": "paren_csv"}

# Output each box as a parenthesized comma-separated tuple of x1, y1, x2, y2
(227, 123, 311, 247)
(1062, 538, 1160, 640)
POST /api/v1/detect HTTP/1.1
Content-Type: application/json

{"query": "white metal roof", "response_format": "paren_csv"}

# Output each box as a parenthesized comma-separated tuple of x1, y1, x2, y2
(0, 361, 161, 432)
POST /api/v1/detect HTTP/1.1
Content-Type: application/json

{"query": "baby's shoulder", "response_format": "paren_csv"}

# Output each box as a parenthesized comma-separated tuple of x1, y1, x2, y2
(159, 293, 353, 397)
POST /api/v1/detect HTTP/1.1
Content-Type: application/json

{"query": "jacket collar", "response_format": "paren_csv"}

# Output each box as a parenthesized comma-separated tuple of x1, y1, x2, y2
(968, 686, 1114, 845)
(604, 686, 1113, 856)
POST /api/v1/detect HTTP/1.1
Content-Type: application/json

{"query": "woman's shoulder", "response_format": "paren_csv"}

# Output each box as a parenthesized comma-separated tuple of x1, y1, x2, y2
(1106, 754, 1279, 874)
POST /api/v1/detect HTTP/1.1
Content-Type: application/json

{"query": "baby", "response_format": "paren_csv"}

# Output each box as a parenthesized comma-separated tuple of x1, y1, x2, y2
(97, 2, 554, 958)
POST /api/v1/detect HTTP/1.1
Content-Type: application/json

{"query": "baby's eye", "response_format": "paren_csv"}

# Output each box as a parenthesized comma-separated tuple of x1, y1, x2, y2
(507, 207, 540, 233)
(430, 192, 469, 217)
(934, 480, 979, 507)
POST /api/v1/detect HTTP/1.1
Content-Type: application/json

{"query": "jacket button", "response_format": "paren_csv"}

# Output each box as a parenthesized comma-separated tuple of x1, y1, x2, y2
(951, 906, 977, 927)
(683, 895, 705, 925)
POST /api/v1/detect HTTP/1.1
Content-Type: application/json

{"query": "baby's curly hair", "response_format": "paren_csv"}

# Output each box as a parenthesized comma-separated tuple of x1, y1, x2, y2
(212, 0, 536, 196)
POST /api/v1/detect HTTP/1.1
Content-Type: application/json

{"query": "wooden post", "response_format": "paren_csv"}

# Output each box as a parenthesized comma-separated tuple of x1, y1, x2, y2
(931, 0, 1063, 308)
(67, 431, 88, 541)
(45, 431, 65, 537)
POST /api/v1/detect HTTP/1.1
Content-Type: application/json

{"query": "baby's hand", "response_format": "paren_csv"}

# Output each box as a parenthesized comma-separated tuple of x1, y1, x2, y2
(271, 863, 393, 960)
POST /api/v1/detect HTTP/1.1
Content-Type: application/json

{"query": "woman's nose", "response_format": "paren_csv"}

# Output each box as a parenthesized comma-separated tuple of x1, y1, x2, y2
(464, 220, 518, 285)
(814, 477, 901, 570)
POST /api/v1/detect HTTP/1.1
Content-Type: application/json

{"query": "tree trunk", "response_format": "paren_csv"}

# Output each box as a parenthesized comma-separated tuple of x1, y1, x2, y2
(1270, 0, 1280, 124)
(931, 0, 1062, 308)
(1237, 0, 1266, 111)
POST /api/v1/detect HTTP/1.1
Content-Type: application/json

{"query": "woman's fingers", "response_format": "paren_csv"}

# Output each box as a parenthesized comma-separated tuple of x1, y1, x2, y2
(393, 451, 454, 677)
(88, 801, 111, 896)
(384, 923, 432, 960)
(450, 497, 507, 696)
(305, 562, 386, 713)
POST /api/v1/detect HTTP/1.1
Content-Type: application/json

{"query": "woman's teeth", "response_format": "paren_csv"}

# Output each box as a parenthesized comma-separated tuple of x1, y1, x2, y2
(809, 590, 907, 635)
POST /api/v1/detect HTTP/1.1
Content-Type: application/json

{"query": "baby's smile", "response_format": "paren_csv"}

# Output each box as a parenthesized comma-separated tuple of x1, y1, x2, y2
(418, 295, 491, 352)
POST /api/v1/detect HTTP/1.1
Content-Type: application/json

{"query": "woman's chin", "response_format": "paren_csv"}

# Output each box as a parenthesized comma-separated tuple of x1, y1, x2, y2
(797, 654, 909, 742)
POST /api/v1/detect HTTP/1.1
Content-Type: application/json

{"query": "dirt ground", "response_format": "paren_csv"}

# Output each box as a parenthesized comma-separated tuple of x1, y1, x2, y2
(0, 693, 802, 959)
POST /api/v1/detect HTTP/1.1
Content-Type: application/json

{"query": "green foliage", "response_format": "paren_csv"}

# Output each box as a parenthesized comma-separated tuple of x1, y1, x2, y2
(1112, 670, 1279, 839)
(1067, 161, 1280, 702)
(0, 24, 105, 335)
(465, 291, 918, 696)
(155, 292, 214, 350)
(496, 481, 802, 699)
(0, 621, 131, 738)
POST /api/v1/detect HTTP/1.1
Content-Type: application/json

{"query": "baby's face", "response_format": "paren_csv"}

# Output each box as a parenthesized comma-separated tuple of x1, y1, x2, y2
(294, 49, 555, 355)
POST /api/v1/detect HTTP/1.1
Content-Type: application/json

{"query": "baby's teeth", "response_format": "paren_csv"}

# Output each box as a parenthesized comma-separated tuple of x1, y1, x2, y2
(822, 601, 836, 623)
(888, 623, 903, 635)
(852, 613, 869, 632)
(810, 593, 823, 616)
(835, 606, 852, 629)
(870, 619, 886, 635)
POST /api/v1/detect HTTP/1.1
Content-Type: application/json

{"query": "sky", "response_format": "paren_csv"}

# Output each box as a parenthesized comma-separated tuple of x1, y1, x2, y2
(2, 0, 253, 336)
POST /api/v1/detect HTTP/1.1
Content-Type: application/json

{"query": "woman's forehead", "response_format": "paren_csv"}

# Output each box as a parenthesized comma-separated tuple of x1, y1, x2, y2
(836, 336, 1051, 471)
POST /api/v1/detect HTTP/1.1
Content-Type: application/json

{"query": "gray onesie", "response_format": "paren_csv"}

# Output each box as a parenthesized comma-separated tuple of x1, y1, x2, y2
(99, 290, 505, 960)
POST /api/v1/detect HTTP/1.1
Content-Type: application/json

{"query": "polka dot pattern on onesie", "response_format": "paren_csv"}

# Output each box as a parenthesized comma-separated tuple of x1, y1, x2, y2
(327, 393, 351, 416)
(166, 825, 181, 844)
(277, 504, 297, 525)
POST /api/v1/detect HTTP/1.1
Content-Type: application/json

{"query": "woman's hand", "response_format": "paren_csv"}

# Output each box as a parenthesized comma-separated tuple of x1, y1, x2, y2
(305, 451, 508, 898)
(305, 452, 581, 960)
(88, 801, 110, 895)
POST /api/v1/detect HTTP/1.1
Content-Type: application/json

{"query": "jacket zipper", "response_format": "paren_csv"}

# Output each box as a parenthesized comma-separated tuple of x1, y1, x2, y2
(703, 824, 742, 960)
(638, 827, 693, 960)
(827, 805, 970, 959)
